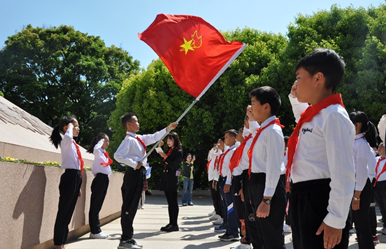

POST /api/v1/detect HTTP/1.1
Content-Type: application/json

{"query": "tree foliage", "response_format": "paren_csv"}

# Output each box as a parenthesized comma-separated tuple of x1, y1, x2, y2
(0, 25, 139, 146)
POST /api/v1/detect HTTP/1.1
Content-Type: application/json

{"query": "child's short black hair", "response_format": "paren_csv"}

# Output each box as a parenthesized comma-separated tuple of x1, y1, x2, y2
(249, 86, 281, 115)
(121, 112, 136, 129)
(225, 129, 237, 137)
(295, 48, 345, 92)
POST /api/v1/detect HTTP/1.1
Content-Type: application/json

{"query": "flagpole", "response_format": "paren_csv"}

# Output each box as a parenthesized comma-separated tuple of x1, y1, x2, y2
(140, 98, 199, 163)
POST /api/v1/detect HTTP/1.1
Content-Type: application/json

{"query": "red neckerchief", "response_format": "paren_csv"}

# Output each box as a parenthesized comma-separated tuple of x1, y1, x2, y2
(374, 157, 386, 186)
(73, 141, 84, 177)
(248, 118, 284, 178)
(285, 94, 344, 191)
(229, 134, 253, 174)
(219, 147, 234, 176)
(126, 132, 147, 154)
(100, 151, 113, 167)
(163, 147, 178, 169)
(207, 159, 212, 174)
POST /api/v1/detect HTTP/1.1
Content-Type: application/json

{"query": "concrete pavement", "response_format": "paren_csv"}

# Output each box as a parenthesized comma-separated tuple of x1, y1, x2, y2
(65, 194, 386, 249)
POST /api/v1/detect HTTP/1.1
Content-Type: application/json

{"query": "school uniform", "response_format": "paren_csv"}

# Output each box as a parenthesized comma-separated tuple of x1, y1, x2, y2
(352, 133, 375, 249)
(288, 94, 355, 249)
(89, 140, 112, 235)
(238, 121, 263, 248)
(374, 156, 386, 228)
(368, 149, 377, 237)
(211, 150, 224, 218)
(220, 144, 239, 236)
(114, 129, 166, 242)
(54, 127, 83, 246)
(160, 147, 183, 226)
(249, 115, 286, 249)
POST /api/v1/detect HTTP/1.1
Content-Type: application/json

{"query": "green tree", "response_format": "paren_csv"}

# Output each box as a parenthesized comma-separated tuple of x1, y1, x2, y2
(0, 25, 139, 146)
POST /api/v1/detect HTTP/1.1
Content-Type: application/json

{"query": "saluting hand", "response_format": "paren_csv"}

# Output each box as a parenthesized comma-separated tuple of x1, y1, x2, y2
(291, 81, 298, 98)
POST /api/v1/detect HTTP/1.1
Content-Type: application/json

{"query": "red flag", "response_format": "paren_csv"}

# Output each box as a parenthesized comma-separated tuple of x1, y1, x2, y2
(139, 14, 246, 99)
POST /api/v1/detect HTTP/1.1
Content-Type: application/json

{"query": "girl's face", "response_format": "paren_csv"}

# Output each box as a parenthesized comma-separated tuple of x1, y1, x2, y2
(186, 155, 192, 162)
(167, 137, 175, 148)
(72, 120, 80, 137)
(102, 136, 110, 149)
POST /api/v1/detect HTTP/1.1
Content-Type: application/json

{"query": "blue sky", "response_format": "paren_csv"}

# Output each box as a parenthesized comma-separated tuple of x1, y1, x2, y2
(0, 0, 383, 68)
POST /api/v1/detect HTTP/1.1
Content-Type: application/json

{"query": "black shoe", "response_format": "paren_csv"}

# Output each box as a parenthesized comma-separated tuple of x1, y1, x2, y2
(188, 202, 193, 206)
(219, 234, 239, 242)
(165, 225, 179, 232)
(160, 224, 171, 231)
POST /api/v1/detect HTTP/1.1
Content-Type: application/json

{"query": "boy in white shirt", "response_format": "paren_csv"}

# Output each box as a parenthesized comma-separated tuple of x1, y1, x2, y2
(287, 49, 355, 249)
(114, 112, 177, 249)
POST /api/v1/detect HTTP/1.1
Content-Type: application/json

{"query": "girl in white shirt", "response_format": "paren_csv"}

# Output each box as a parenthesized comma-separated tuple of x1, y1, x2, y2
(49, 115, 83, 249)
(349, 111, 378, 249)
(86, 133, 112, 239)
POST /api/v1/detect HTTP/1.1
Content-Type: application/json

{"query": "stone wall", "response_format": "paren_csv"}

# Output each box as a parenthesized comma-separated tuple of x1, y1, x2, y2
(0, 161, 123, 249)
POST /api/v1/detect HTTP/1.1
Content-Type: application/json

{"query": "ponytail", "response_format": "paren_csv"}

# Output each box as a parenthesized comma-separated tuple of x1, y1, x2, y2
(365, 121, 378, 148)
(350, 111, 378, 148)
(87, 132, 108, 154)
(49, 115, 77, 149)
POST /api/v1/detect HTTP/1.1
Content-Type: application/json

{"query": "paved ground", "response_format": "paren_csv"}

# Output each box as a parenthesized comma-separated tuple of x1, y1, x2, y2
(66, 194, 386, 249)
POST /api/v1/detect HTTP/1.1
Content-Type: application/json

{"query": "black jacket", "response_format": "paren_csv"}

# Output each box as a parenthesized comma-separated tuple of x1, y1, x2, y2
(160, 148, 183, 192)
(182, 161, 194, 178)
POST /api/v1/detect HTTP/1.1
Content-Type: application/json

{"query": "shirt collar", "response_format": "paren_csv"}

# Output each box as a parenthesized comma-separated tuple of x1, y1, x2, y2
(126, 131, 136, 137)
(260, 115, 276, 128)
(355, 133, 365, 139)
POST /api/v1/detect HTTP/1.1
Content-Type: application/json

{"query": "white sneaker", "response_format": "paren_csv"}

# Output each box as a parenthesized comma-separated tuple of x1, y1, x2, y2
(212, 217, 223, 225)
(90, 232, 109, 239)
(283, 224, 292, 233)
(209, 214, 220, 221)
(231, 244, 252, 249)
(208, 210, 216, 216)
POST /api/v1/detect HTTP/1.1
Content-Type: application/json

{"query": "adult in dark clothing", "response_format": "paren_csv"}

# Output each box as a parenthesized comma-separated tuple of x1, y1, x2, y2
(156, 132, 183, 232)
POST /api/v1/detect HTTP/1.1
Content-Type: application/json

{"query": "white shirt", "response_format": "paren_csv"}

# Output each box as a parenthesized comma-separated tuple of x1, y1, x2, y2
(289, 95, 355, 229)
(281, 149, 288, 175)
(378, 115, 386, 146)
(114, 129, 166, 169)
(92, 140, 112, 176)
(353, 133, 372, 191)
(221, 144, 236, 185)
(233, 127, 252, 176)
(250, 116, 284, 197)
(207, 148, 217, 181)
(376, 156, 386, 182)
(368, 148, 377, 181)
(239, 121, 260, 171)
(212, 149, 223, 181)
(61, 127, 81, 170)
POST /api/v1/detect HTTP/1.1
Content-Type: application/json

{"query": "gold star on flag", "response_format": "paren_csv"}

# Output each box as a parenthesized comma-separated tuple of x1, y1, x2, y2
(180, 37, 194, 55)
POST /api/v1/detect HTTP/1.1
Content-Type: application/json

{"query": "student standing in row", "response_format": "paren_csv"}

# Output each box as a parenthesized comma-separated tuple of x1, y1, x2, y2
(157, 132, 183, 232)
(114, 112, 177, 249)
(287, 48, 355, 249)
(375, 143, 386, 234)
(349, 111, 378, 249)
(50, 116, 83, 249)
(87, 133, 112, 239)
(248, 86, 286, 249)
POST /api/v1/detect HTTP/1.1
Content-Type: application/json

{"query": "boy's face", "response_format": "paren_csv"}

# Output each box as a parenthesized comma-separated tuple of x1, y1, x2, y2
(218, 140, 225, 151)
(224, 133, 235, 146)
(126, 116, 140, 132)
(250, 96, 266, 123)
(295, 67, 318, 103)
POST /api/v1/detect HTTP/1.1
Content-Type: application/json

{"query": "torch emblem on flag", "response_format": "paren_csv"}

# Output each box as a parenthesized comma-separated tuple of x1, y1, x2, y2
(180, 30, 202, 55)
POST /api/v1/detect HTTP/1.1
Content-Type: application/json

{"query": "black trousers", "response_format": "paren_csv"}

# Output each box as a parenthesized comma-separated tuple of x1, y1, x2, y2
(209, 180, 223, 217)
(232, 175, 244, 235)
(249, 173, 286, 249)
(291, 179, 350, 249)
(353, 179, 375, 249)
(242, 170, 262, 248)
(89, 173, 109, 234)
(121, 166, 146, 241)
(164, 190, 179, 226)
(369, 179, 377, 236)
(375, 180, 386, 227)
(54, 169, 82, 246)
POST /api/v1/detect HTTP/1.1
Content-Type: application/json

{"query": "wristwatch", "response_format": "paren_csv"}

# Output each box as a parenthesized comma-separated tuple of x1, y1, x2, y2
(262, 198, 271, 205)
